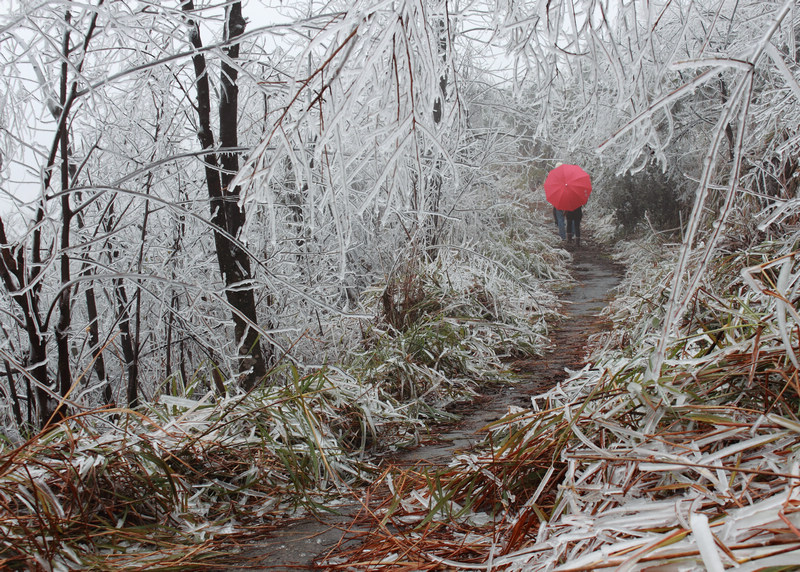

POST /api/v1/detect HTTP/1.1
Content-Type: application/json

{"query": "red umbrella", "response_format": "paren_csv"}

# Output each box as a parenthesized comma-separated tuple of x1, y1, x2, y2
(544, 164, 592, 211)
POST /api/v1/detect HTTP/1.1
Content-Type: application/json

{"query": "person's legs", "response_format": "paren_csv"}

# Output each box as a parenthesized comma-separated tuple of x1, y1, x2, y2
(555, 209, 566, 240)
(565, 214, 574, 242)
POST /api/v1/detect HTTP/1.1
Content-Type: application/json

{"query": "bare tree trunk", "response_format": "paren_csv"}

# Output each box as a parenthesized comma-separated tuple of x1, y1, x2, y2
(54, 14, 74, 421)
(182, 0, 269, 391)
(31, 0, 103, 427)
(113, 277, 139, 408)
(219, 3, 269, 388)
(74, 193, 113, 406)
(98, 197, 139, 408)
(3, 361, 22, 427)
(0, 322, 24, 428)
(84, 278, 112, 404)
(0, 217, 49, 426)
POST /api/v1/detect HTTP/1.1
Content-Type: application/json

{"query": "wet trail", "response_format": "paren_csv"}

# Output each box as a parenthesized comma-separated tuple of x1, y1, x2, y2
(226, 240, 623, 570)
(397, 241, 622, 465)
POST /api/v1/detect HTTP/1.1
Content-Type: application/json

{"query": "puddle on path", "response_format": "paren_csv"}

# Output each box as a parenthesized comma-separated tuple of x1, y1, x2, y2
(222, 240, 623, 571)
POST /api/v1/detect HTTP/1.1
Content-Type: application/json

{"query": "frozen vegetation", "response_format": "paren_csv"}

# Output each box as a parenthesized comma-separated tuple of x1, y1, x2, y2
(0, 0, 798, 569)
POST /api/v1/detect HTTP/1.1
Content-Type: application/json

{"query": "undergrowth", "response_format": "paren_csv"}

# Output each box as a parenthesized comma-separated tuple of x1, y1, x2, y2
(334, 224, 800, 570)
(0, 199, 566, 569)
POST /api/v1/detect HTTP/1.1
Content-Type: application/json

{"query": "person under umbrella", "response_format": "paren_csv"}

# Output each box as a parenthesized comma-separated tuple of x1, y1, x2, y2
(544, 164, 591, 247)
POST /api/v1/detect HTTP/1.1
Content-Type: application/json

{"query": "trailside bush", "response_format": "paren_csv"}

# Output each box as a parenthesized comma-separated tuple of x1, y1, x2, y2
(608, 160, 687, 234)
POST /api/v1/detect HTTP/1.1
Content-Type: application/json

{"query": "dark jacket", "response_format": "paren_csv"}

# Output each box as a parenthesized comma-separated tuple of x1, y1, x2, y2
(565, 206, 583, 223)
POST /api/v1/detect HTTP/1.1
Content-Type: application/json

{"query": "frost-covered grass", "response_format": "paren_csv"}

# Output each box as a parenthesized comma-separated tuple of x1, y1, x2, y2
(334, 196, 566, 442)
(348, 241, 561, 422)
(339, 223, 800, 570)
(0, 374, 375, 570)
(0, 197, 566, 569)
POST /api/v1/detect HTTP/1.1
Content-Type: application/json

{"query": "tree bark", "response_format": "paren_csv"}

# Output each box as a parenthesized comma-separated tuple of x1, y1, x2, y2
(83, 277, 111, 405)
(3, 361, 22, 427)
(74, 193, 112, 406)
(0, 217, 49, 426)
(54, 14, 73, 422)
(182, 1, 269, 391)
(114, 277, 139, 408)
(37, 1, 103, 426)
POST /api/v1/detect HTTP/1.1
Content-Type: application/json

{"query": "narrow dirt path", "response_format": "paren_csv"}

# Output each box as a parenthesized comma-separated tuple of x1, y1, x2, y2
(224, 239, 622, 570)
(396, 241, 622, 465)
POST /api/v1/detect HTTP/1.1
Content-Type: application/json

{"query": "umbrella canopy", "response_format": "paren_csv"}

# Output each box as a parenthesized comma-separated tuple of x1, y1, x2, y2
(544, 164, 592, 211)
